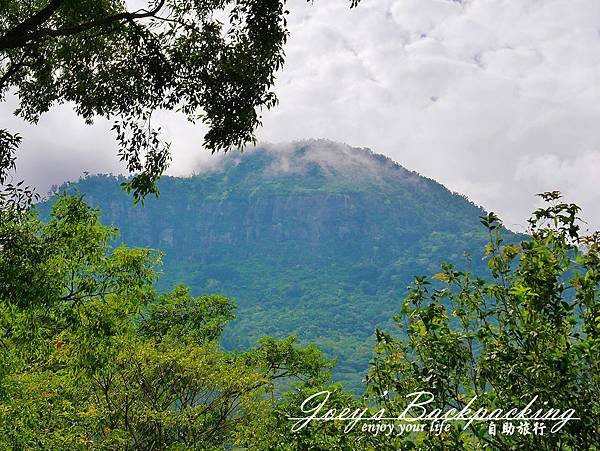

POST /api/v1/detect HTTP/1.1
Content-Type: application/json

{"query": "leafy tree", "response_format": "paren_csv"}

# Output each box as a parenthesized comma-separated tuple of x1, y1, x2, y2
(0, 195, 332, 449)
(365, 192, 600, 450)
(0, 129, 37, 211)
(0, 0, 359, 201)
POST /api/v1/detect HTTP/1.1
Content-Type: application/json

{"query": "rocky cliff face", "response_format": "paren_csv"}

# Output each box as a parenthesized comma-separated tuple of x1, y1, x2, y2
(42, 140, 493, 391)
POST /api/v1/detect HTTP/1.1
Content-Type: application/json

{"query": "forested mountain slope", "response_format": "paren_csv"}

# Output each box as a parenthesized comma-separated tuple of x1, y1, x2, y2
(41, 140, 496, 391)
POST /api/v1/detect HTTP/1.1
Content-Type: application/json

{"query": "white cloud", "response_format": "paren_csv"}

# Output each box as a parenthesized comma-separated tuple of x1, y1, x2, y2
(6, 0, 600, 229)
(258, 0, 600, 230)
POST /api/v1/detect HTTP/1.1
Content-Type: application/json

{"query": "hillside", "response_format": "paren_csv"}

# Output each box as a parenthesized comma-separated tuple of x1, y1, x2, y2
(40, 140, 494, 391)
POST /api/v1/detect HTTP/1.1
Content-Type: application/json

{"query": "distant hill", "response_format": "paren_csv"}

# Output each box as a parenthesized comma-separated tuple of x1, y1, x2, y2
(40, 139, 495, 391)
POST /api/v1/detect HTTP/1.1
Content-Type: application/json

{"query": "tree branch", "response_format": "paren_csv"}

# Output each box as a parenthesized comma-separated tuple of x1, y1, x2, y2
(0, 0, 63, 50)
(0, 0, 167, 51)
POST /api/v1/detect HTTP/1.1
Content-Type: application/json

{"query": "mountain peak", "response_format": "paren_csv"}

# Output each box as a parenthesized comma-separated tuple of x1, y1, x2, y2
(41, 139, 490, 392)
(197, 139, 432, 196)
(225, 139, 408, 177)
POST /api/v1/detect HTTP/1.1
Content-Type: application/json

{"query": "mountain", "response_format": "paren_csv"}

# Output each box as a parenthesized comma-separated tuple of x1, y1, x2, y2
(40, 139, 493, 391)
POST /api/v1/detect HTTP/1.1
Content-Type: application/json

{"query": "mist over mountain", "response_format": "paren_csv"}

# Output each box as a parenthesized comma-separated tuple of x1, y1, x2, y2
(41, 140, 495, 390)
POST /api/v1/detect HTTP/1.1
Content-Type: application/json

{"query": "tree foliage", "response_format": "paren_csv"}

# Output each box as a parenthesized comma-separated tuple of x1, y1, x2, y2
(0, 195, 331, 449)
(0, 0, 359, 201)
(364, 192, 600, 450)
(3, 185, 598, 449)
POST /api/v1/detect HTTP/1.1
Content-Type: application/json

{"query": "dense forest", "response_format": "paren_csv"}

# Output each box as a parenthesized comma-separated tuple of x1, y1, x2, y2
(39, 141, 497, 391)
(2, 184, 598, 449)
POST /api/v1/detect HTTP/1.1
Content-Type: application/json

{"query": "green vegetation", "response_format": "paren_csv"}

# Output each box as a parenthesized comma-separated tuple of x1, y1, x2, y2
(253, 192, 599, 450)
(363, 192, 600, 449)
(0, 195, 331, 449)
(40, 143, 497, 392)
(3, 4, 595, 449)
(2, 187, 598, 449)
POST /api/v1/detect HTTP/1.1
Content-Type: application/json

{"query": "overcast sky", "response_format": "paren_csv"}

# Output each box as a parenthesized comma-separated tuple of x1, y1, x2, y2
(6, 0, 600, 230)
